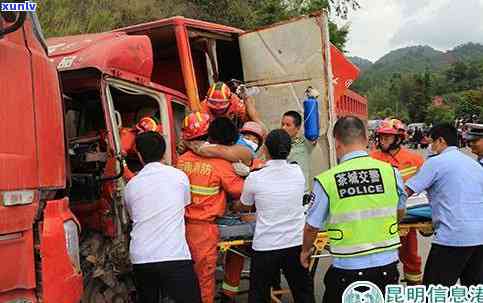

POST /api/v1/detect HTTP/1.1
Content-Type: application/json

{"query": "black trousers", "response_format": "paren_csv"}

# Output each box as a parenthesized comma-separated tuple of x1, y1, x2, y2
(323, 262, 399, 303)
(133, 260, 201, 303)
(248, 245, 315, 303)
(423, 244, 483, 286)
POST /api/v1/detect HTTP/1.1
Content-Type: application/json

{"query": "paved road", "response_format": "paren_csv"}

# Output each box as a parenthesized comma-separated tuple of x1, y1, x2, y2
(226, 235, 432, 303)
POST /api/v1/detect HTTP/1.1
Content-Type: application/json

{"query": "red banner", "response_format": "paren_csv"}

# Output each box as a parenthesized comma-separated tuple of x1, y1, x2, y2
(330, 43, 360, 103)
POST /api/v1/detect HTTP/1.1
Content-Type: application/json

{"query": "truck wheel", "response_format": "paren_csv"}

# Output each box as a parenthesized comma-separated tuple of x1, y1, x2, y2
(82, 278, 133, 303)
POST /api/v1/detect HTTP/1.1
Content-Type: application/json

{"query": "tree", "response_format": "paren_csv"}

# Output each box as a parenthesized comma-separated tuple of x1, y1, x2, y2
(456, 90, 483, 120)
(38, 0, 358, 51)
(425, 105, 455, 125)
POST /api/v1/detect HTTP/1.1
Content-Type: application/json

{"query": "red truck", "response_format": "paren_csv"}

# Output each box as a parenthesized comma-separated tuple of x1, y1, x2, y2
(1, 11, 359, 303)
(0, 12, 82, 303)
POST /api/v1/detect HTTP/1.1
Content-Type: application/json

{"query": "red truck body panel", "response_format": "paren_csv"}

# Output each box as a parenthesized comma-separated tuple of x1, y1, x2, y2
(336, 89, 368, 121)
(0, 23, 39, 191)
(0, 13, 81, 302)
(48, 33, 154, 83)
(40, 198, 83, 303)
(48, 33, 189, 102)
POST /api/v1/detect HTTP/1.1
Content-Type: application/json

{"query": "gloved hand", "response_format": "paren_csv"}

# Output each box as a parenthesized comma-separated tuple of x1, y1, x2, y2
(232, 161, 250, 177)
(236, 85, 260, 99)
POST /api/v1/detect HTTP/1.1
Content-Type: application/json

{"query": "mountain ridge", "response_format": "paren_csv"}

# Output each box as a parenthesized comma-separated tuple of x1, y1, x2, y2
(350, 42, 483, 93)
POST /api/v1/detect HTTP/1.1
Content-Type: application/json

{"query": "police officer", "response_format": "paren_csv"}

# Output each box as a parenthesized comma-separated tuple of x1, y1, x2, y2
(465, 123, 483, 166)
(300, 116, 407, 303)
(406, 123, 483, 286)
(281, 111, 313, 193)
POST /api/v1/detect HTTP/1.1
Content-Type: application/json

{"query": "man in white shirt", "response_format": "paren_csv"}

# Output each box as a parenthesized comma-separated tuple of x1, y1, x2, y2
(124, 131, 201, 303)
(236, 129, 315, 303)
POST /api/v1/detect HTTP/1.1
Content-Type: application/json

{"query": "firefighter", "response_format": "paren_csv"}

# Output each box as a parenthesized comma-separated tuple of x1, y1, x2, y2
(177, 113, 244, 303)
(181, 120, 264, 302)
(370, 118, 424, 285)
(465, 123, 483, 166)
(184, 121, 266, 173)
(200, 81, 263, 129)
(120, 116, 162, 181)
(301, 116, 407, 303)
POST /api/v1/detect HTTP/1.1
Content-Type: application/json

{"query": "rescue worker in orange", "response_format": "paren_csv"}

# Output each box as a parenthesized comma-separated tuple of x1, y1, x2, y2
(177, 113, 244, 303)
(370, 118, 425, 285)
(185, 120, 266, 172)
(182, 120, 265, 301)
(200, 81, 263, 129)
(119, 116, 162, 181)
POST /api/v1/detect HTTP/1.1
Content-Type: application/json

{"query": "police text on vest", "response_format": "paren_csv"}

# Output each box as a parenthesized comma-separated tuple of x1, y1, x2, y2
(335, 169, 385, 199)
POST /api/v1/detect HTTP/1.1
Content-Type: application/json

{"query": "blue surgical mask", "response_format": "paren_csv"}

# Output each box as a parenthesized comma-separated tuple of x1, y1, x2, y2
(245, 139, 259, 152)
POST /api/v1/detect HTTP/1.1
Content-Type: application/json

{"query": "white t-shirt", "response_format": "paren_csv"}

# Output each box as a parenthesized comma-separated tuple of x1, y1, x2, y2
(124, 162, 191, 264)
(241, 160, 306, 251)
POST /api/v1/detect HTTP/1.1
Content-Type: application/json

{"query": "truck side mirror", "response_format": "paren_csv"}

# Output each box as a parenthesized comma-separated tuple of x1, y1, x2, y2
(0, 11, 27, 39)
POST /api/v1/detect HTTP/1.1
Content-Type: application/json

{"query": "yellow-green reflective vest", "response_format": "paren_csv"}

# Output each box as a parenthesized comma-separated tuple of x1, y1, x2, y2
(315, 156, 400, 258)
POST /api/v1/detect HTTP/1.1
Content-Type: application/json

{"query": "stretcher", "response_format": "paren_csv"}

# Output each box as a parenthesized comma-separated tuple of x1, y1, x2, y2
(216, 204, 434, 302)
(218, 203, 434, 253)
(400, 201, 433, 236)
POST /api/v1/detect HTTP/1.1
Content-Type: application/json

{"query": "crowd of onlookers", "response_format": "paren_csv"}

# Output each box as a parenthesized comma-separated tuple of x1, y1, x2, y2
(371, 115, 482, 151)
(456, 116, 481, 148)
(406, 127, 430, 149)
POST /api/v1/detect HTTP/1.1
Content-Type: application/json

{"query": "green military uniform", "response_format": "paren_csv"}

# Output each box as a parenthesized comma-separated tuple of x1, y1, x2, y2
(288, 136, 311, 192)
(315, 156, 400, 257)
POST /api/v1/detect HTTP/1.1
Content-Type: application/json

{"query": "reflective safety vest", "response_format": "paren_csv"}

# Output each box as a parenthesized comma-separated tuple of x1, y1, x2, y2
(315, 156, 400, 257)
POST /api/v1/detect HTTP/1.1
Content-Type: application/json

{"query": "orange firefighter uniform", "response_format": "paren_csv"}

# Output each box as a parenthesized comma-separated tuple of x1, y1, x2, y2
(222, 159, 265, 298)
(177, 150, 244, 303)
(119, 117, 163, 181)
(200, 82, 248, 128)
(371, 147, 424, 284)
(223, 122, 266, 297)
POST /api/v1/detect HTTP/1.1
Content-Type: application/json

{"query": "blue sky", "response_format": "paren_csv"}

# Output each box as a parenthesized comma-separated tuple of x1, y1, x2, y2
(334, 0, 483, 62)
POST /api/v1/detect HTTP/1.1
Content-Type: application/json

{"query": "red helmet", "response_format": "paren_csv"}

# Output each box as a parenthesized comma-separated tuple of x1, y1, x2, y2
(182, 112, 210, 140)
(206, 82, 232, 110)
(136, 116, 161, 133)
(240, 121, 265, 144)
(376, 118, 406, 136)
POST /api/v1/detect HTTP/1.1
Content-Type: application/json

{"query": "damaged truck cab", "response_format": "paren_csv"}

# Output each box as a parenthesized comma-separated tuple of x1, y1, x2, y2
(46, 14, 340, 302)
(1, 11, 344, 303)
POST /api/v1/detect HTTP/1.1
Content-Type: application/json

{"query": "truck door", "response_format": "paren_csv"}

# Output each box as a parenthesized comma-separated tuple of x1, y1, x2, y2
(0, 12, 39, 191)
(0, 12, 39, 301)
(238, 12, 337, 178)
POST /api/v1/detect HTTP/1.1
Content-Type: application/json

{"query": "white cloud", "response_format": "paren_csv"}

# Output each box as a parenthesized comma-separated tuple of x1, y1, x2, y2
(390, 0, 483, 51)
(399, 0, 432, 18)
(334, 0, 483, 62)
(334, 0, 403, 61)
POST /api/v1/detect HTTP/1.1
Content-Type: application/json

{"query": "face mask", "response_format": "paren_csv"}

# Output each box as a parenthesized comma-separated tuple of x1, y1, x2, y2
(244, 138, 259, 152)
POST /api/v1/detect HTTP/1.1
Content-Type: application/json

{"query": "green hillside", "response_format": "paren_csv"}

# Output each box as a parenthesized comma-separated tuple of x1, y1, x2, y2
(350, 43, 483, 123)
